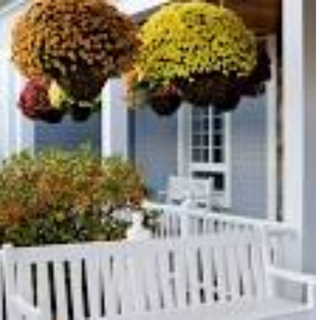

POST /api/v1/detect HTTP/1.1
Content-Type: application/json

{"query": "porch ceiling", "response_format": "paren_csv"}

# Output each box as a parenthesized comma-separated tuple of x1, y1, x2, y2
(209, 0, 281, 35)
(139, 0, 281, 36)
(0, 0, 281, 36)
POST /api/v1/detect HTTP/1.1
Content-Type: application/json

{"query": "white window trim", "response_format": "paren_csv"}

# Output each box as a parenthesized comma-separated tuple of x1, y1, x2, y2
(178, 104, 232, 207)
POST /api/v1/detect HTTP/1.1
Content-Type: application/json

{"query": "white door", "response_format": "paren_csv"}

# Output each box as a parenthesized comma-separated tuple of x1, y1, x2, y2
(178, 106, 231, 207)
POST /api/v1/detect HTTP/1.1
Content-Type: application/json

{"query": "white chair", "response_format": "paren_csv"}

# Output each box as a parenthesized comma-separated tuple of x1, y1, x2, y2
(160, 176, 215, 209)
(3, 231, 315, 320)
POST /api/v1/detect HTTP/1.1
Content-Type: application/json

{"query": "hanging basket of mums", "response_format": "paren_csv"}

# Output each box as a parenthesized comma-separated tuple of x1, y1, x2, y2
(123, 68, 183, 116)
(127, 1, 271, 115)
(19, 79, 102, 123)
(12, 0, 140, 103)
(19, 78, 67, 123)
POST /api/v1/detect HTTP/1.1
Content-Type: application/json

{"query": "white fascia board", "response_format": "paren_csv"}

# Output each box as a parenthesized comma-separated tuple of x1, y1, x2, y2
(0, 0, 26, 19)
(117, 0, 167, 15)
(0, 0, 167, 18)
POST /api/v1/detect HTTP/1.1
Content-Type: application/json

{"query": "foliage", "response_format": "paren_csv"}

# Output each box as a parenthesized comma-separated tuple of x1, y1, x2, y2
(125, 2, 271, 115)
(18, 78, 66, 123)
(48, 81, 70, 109)
(135, 2, 257, 86)
(12, 0, 140, 101)
(19, 79, 103, 123)
(0, 147, 147, 246)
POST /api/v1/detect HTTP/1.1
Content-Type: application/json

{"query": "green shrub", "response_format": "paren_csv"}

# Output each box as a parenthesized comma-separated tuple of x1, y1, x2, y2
(0, 147, 147, 246)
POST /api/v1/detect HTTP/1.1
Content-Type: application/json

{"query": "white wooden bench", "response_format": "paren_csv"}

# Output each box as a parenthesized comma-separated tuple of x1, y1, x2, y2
(2, 232, 314, 320)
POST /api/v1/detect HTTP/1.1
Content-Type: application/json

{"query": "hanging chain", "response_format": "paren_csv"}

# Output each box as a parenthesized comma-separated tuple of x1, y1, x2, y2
(219, 0, 225, 7)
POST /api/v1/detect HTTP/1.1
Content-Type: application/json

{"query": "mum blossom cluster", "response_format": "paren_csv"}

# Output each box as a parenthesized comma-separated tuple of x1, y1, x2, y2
(137, 2, 257, 85)
(12, 0, 139, 121)
(126, 2, 270, 115)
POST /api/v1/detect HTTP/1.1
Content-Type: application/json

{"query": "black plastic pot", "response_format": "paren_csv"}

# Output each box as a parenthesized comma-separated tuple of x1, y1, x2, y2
(70, 103, 93, 122)
(150, 96, 181, 116)
(39, 109, 66, 123)
(214, 93, 241, 113)
(149, 88, 182, 116)
(179, 72, 240, 110)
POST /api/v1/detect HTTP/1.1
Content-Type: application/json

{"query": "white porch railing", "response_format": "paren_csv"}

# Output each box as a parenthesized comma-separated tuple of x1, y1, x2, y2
(0, 205, 298, 320)
(144, 202, 298, 268)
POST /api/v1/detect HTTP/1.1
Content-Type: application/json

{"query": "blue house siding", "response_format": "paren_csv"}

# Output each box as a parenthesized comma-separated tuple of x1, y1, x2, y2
(132, 97, 268, 218)
(34, 113, 101, 152)
(231, 96, 268, 218)
(131, 108, 178, 197)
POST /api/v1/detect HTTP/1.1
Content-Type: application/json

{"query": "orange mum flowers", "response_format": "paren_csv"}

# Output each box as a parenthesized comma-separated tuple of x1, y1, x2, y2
(12, 0, 140, 101)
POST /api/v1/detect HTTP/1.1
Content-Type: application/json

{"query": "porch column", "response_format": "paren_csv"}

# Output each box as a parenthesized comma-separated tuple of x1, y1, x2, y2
(101, 78, 128, 158)
(283, 0, 319, 271)
(0, 48, 34, 160)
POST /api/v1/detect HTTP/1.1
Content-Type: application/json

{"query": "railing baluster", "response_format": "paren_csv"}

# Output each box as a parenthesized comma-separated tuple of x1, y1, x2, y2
(145, 203, 297, 268)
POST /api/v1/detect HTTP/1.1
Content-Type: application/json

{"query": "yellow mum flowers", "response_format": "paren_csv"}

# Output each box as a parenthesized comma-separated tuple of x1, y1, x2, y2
(126, 2, 271, 115)
(137, 2, 257, 84)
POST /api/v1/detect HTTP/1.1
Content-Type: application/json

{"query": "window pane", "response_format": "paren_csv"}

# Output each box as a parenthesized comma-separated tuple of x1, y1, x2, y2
(202, 148, 209, 162)
(213, 135, 222, 146)
(203, 134, 209, 146)
(213, 117, 223, 130)
(192, 134, 202, 146)
(192, 120, 202, 133)
(213, 148, 224, 163)
(192, 148, 202, 162)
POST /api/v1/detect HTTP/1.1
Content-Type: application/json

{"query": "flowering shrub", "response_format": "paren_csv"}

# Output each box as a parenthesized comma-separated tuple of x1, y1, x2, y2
(136, 2, 257, 85)
(19, 78, 66, 123)
(12, 0, 140, 101)
(0, 147, 147, 246)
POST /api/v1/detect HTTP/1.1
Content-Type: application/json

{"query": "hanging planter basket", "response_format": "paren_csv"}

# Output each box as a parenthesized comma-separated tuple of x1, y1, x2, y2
(52, 62, 107, 102)
(19, 78, 66, 123)
(149, 85, 182, 116)
(38, 109, 66, 124)
(69, 103, 93, 122)
(238, 42, 272, 97)
(178, 72, 240, 111)
(127, 2, 270, 115)
(12, 0, 140, 102)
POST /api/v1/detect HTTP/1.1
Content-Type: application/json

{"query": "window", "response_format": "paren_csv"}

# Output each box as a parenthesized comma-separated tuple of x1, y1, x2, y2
(178, 106, 231, 206)
(191, 108, 226, 165)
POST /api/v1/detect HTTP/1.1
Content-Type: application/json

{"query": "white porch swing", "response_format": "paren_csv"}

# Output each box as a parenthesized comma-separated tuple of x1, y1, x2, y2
(0, 0, 315, 319)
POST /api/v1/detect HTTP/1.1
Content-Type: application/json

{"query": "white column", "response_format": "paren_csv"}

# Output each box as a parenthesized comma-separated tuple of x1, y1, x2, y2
(0, 50, 11, 160)
(102, 78, 128, 158)
(0, 50, 34, 160)
(11, 62, 34, 154)
(0, 14, 35, 161)
(302, 0, 315, 273)
(282, 0, 304, 226)
(266, 36, 278, 221)
(282, 0, 304, 267)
